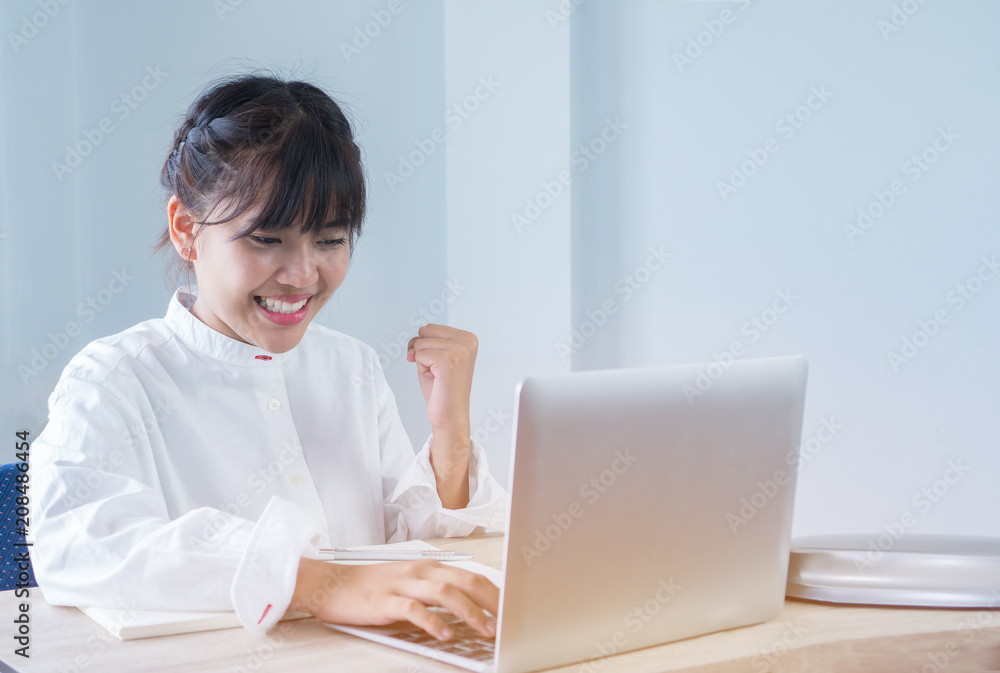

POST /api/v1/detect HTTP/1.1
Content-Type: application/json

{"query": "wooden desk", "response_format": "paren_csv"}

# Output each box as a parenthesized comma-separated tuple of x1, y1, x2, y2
(1, 532, 998, 673)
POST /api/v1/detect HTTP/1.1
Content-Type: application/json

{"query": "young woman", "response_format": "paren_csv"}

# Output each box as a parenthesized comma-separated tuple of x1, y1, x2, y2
(30, 73, 507, 643)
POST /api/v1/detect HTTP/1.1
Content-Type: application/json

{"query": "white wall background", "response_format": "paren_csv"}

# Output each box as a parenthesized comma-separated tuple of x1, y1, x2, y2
(570, 0, 1000, 539)
(1, 1, 996, 540)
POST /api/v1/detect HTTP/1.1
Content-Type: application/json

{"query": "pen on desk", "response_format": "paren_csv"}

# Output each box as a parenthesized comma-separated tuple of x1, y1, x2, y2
(318, 549, 475, 561)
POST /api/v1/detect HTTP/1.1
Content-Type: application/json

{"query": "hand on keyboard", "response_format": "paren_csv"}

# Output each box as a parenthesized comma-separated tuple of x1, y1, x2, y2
(289, 557, 499, 641)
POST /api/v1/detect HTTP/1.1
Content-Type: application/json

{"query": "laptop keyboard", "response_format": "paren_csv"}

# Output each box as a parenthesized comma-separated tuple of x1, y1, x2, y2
(393, 621, 496, 662)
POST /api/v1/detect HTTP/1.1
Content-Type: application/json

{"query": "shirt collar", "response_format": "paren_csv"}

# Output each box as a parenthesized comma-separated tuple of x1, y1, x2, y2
(163, 285, 295, 367)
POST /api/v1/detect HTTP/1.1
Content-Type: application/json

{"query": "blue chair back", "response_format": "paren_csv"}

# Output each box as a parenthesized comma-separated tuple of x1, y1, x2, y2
(1, 462, 38, 592)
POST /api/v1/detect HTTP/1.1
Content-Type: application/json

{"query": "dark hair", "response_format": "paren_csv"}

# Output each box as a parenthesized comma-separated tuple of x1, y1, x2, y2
(156, 72, 366, 285)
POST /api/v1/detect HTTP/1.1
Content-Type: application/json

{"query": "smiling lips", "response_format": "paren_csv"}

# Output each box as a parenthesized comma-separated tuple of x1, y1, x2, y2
(254, 295, 311, 325)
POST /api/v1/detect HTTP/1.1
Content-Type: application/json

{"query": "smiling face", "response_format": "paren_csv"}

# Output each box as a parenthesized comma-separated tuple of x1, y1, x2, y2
(170, 195, 351, 353)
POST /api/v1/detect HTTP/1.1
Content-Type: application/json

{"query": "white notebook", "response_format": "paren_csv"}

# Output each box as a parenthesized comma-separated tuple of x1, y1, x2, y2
(79, 540, 500, 640)
(79, 603, 310, 641)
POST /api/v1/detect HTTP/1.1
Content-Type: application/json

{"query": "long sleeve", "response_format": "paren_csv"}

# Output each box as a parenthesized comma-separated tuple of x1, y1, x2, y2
(370, 361, 509, 542)
(30, 371, 322, 635)
(29, 286, 511, 638)
(385, 435, 509, 541)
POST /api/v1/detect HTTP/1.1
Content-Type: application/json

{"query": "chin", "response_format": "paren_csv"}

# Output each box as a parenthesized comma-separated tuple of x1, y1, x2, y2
(260, 333, 305, 354)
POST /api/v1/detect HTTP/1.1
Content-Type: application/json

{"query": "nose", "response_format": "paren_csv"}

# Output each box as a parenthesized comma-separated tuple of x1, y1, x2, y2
(276, 243, 319, 288)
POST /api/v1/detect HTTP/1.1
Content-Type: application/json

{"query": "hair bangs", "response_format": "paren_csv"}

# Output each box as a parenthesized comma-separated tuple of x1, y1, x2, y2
(229, 114, 365, 243)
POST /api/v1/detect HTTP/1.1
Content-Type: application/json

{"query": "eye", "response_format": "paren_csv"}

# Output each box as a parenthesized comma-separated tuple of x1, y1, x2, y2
(249, 235, 280, 246)
(321, 237, 348, 248)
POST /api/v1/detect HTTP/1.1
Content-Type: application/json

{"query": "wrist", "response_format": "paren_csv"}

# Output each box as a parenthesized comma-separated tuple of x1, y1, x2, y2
(430, 431, 471, 477)
(430, 428, 471, 452)
(289, 557, 345, 616)
(429, 431, 471, 510)
(289, 557, 322, 615)
(430, 412, 470, 438)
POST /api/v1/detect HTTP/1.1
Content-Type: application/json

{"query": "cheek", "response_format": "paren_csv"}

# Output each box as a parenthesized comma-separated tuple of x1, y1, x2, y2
(223, 256, 270, 295)
(324, 253, 351, 288)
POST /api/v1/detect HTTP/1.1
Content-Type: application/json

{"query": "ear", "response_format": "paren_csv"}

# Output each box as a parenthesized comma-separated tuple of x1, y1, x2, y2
(167, 195, 199, 260)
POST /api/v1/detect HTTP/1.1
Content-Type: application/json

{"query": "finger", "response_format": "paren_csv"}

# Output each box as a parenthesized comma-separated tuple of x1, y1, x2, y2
(441, 568, 501, 618)
(405, 578, 497, 638)
(416, 326, 478, 352)
(411, 348, 460, 368)
(394, 561, 500, 636)
(423, 565, 500, 620)
(406, 335, 447, 364)
(410, 341, 476, 374)
(411, 349, 465, 378)
(390, 596, 454, 641)
(416, 324, 466, 339)
(398, 562, 497, 630)
(410, 337, 472, 353)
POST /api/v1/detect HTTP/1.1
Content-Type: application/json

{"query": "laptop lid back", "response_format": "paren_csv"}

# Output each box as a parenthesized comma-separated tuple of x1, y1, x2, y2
(495, 355, 808, 673)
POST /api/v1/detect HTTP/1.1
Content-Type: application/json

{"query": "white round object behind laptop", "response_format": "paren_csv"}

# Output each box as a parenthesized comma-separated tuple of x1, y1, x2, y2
(786, 534, 1000, 608)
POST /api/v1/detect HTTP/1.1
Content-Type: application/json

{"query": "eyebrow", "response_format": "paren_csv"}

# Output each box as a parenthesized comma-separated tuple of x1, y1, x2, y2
(322, 220, 350, 229)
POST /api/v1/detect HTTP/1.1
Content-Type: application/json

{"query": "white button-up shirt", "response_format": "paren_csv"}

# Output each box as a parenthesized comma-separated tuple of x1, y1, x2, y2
(30, 287, 508, 634)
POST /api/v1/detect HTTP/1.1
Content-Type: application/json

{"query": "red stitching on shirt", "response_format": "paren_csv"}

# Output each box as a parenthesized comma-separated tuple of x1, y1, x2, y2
(258, 604, 272, 624)
(255, 355, 272, 361)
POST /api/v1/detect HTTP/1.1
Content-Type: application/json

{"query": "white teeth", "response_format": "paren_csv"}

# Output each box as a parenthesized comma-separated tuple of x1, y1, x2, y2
(256, 296, 308, 314)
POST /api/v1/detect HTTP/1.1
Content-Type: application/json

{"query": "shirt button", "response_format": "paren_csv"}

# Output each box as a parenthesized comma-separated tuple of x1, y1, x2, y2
(267, 399, 281, 412)
(290, 474, 305, 486)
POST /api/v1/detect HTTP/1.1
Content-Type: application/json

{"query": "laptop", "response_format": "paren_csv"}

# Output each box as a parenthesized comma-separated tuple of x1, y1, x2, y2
(325, 355, 809, 673)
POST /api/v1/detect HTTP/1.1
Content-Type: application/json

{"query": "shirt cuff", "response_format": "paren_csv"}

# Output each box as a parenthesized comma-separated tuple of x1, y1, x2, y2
(231, 496, 324, 635)
(390, 435, 508, 538)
